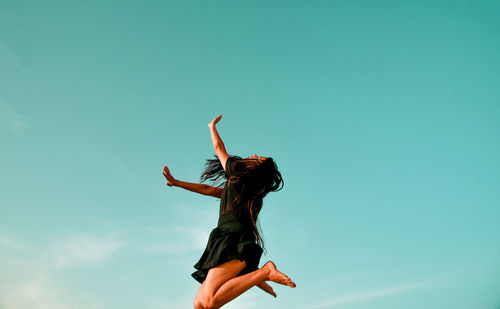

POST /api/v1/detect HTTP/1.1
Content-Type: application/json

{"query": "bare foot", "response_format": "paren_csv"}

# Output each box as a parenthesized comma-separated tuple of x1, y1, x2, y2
(262, 261, 296, 288)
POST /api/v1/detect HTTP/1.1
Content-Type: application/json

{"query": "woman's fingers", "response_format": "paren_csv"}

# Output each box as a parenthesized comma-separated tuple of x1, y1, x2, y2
(162, 170, 169, 178)
(209, 114, 222, 127)
(162, 166, 176, 186)
(163, 166, 172, 177)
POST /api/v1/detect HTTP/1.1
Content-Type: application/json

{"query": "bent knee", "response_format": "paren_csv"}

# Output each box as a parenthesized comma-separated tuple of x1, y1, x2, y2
(194, 296, 216, 309)
(193, 298, 205, 309)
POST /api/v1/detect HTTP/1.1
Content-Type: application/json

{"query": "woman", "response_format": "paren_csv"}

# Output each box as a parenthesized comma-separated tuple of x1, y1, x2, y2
(162, 114, 296, 309)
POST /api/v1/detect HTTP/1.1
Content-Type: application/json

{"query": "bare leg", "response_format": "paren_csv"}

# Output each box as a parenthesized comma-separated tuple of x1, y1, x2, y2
(194, 260, 295, 309)
(212, 261, 295, 308)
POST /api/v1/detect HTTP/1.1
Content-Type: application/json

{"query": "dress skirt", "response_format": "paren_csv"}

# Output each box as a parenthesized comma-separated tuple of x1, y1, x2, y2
(192, 213, 263, 284)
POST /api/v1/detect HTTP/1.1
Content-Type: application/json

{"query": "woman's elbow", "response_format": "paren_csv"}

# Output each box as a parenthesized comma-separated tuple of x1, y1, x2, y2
(207, 187, 223, 198)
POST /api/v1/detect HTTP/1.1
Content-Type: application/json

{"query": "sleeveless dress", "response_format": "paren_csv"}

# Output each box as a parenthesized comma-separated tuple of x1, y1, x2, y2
(191, 156, 264, 284)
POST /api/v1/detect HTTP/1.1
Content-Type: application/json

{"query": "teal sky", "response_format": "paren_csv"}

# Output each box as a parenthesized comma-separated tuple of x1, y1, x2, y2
(1, 1, 499, 308)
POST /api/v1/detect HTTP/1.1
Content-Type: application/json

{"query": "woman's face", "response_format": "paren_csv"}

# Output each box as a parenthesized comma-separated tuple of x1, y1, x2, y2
(246, 154, 267, 161)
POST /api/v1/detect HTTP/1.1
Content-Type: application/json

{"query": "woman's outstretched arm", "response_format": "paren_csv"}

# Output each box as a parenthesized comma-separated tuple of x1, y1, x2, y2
(163, 166, 223, 198)
(208, 114, 229, 171)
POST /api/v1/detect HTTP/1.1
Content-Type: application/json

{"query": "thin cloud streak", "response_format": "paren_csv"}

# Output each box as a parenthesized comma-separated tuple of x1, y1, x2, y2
(107, 224, 210, 255)
(0, 275, 101, 309)
(107, 204, 216, 255)
(0, 230, 121, 309)
(0, 232, 25, 250)
(0, 41, 22, 69)
(0, 99, 27, 134)
(49, 234, 124, 269)
(298, 278, 437, 309)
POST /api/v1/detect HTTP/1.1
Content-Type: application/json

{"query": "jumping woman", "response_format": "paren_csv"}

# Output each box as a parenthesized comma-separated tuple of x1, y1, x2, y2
(162, 114, 296, 309)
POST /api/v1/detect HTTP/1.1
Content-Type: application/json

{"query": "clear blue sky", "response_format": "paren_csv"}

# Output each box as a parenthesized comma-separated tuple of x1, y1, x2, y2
(1, 1, 499, 308)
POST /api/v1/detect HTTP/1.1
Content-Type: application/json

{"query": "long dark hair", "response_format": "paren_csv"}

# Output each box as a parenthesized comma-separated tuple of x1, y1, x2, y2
(200, 155, 284, 252)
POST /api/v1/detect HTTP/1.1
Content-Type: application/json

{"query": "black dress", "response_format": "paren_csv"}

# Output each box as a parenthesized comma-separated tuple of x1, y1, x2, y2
(191, 156, 264, 284)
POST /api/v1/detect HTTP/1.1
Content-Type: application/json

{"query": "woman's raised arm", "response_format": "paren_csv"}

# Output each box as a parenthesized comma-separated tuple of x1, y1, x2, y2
(208, 114, 229, 171)
(163, 166, 223, 198)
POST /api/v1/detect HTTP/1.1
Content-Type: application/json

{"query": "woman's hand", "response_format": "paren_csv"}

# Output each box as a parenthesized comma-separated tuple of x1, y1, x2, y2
(162, 166, 177, 187)
(257, 282, 277, 298)
(208, 114, 222, 128)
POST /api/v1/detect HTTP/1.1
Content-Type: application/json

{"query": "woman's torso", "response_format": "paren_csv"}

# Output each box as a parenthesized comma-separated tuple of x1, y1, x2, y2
(218, 181, 253, 230)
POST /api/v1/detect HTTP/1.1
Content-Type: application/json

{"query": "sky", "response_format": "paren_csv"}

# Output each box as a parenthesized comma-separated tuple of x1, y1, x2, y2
(1, 0, 499, 308)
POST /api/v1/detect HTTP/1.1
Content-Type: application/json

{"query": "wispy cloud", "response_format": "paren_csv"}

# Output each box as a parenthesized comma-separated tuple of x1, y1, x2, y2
(0, 99, 27, 134)
(298, 277, 439, 309)
(109, 204, 217, 255)
(0, 231, 25, 250)
(150, 297, 192, 309)
(164, 224, 211, 253)
(325, 272, 367, 284)
(108, 224, 210, 256)
(0, 212, 216, 309)
(0, 41, 21, 69)
(48, 234, 124, 269)
(0, 230, 122, 309)
(0, 275, 101, 309)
